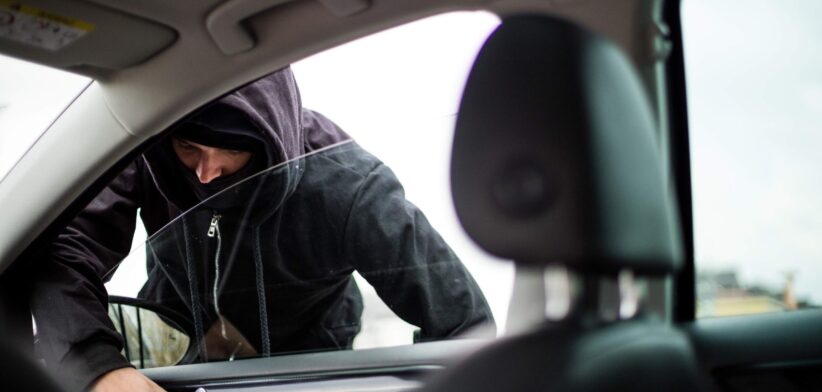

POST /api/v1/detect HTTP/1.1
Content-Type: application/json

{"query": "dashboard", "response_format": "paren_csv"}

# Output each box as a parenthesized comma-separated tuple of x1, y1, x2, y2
(144, 339, 485, 392)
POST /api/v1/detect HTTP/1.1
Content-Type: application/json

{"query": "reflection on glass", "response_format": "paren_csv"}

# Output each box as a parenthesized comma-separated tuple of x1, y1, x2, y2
(107, 300, 190, 368)
(133, 141, 493, 363)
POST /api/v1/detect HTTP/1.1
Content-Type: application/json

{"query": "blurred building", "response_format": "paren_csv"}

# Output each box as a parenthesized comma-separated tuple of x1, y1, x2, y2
(697, 270, 801, 318)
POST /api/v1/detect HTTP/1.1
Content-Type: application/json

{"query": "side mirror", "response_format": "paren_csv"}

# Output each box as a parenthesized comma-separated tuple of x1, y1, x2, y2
(107, 296, 196, 369)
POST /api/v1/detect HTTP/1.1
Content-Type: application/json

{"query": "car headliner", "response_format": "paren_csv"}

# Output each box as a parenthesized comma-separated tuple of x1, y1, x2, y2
(0, 0, 660, 272)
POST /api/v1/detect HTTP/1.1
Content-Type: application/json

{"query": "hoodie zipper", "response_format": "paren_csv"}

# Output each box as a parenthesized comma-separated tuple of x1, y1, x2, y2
(208, 213, 223, 315)
(207, 214, 222, 238)
(207, 213, 227, 333)
(207, 212, 240, 353)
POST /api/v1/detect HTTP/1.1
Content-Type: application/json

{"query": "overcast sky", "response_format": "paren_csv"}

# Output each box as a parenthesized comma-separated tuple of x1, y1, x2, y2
(683, 0, 822, 303)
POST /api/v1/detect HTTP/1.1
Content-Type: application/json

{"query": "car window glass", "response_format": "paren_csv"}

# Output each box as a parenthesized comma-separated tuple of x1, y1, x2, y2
(0, 54, 89, 180)
(292, 11, 509, 346)
(95, 11, 511, 368)
(683, 0, 822, 317)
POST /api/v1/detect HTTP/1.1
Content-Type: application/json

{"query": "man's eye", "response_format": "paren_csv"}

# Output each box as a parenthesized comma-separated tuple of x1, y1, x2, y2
(178, 142, 196, 151)
(228, 150, 244, 156)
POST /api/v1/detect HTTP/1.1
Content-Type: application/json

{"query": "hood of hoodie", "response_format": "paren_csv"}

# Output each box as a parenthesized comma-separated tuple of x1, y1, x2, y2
(142, 66, 350, 213)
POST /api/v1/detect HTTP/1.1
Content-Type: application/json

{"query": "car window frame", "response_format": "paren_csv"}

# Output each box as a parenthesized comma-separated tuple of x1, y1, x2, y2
(663, 0, 697, 323)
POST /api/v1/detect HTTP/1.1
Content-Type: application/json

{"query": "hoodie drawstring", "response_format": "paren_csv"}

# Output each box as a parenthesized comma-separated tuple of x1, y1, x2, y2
(181, 216, 207, 360)
(253, 225, 271, 356)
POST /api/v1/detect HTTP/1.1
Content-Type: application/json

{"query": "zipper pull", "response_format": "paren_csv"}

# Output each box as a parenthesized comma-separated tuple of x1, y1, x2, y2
(207, 214, 222, 237)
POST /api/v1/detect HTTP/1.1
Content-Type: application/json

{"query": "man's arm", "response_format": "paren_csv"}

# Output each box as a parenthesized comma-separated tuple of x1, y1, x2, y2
(343, 160, 496, 340)
(31, 161, 142, 391)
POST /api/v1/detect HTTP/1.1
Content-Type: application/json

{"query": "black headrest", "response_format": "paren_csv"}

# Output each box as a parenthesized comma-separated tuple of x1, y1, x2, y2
(451, 14, 682, 274)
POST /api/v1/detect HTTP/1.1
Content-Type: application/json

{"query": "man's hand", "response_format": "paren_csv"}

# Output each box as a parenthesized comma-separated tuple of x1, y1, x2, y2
(90, 367, 166, 392)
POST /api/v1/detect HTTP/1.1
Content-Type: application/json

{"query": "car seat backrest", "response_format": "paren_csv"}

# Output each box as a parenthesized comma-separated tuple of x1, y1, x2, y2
(451, 13, 682, 275)
(427, 13, 715, 392)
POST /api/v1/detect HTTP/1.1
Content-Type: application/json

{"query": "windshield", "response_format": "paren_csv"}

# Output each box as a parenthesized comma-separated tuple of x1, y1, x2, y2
(105, 140, 494, 365)
(0, 54, 90, 181)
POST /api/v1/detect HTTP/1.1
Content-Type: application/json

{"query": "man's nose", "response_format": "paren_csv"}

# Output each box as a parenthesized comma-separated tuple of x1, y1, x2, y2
(195, 156, 222, 184)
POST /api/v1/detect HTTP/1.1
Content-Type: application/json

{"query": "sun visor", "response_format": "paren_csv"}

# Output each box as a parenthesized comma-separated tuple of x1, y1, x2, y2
(0, 0, 176, 75)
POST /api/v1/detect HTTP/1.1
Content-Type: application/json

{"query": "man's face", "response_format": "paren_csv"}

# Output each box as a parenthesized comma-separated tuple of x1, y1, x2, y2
(171, 137, 253, 184)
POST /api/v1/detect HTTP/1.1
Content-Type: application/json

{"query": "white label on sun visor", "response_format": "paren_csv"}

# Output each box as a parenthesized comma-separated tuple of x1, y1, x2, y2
(0, 1, 94, 50)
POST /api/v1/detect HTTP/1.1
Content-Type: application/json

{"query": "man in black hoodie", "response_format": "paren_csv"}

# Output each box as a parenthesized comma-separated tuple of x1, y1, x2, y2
(30, 67, 494, 392)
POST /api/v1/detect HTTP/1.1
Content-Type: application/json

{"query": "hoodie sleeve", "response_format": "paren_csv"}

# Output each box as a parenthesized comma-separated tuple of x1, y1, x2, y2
(31, 161, 141, 391)
(343, 161, 496, 341)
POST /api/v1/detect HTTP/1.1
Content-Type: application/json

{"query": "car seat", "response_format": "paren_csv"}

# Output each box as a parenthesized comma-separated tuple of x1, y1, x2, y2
(424, 14, 713, 392)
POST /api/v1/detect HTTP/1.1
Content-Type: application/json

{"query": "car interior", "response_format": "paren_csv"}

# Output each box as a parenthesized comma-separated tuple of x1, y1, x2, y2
(424, 13, 711, 392)
(2, 0, 822, 391)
